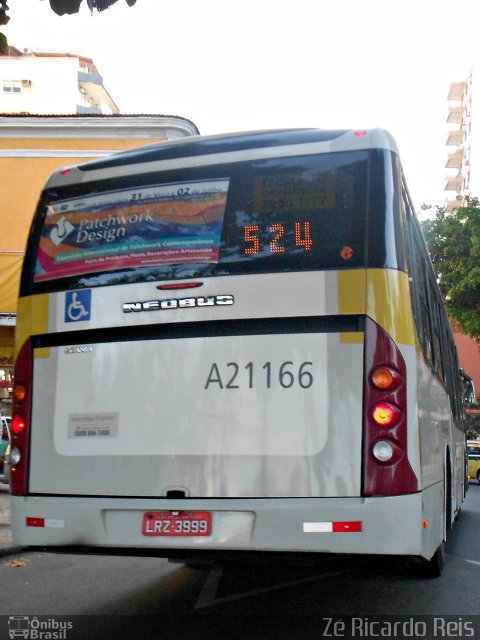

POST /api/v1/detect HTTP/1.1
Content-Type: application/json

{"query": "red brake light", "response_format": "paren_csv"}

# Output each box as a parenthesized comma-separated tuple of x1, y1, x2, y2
(12, 415, 26, 434)
(157, 282, 203, 290)
(372, 402, 401, 427)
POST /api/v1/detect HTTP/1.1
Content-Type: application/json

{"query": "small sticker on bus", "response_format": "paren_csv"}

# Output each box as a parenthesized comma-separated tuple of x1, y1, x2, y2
(68, 412, 119, 438)
(65, 290, 91, 323)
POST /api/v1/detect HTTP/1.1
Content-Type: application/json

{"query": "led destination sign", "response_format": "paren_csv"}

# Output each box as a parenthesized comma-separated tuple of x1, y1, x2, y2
(242, 221, 355, 262)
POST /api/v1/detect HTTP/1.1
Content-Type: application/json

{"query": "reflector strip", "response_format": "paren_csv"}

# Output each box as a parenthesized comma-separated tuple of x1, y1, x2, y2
(303, 521, 362, 533)
(26, 517, 45, 527)
(333, 521, 362, 532)
(45, 518, 65, 529)
(26, 517, 65, 528)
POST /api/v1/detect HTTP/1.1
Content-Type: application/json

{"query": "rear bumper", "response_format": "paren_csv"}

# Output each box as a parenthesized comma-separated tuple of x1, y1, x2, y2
(11, 487, 443, 559)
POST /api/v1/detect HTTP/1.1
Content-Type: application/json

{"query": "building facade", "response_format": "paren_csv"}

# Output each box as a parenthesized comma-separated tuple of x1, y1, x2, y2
(0, 45, 118, 115)
(0, 46, 199, 414)
(445, 66, 480, 210)
(444, 67, 480, 401)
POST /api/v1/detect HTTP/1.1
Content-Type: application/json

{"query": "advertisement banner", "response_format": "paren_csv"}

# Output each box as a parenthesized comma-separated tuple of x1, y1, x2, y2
(35, 179, 230, 282)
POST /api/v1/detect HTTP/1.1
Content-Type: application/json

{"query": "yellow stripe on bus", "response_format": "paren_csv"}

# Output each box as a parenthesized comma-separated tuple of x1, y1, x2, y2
(338, 270, 365, 344)
(338, 269, 417, 346)
(15, 294, 50, 358)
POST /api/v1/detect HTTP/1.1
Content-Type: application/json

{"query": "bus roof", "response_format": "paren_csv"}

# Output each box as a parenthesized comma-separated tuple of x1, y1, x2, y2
(46, 128, 400, 188)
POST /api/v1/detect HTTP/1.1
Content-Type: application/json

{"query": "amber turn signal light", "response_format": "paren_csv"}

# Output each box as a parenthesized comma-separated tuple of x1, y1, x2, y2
(371, 366, 401, 390)
(13, 383, 27, 403)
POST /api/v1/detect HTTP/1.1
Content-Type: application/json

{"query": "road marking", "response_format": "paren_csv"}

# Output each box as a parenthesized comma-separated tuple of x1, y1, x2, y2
(446, 553, 480, 567)
(194, 566, 354, 610)
(194, 566, 224, 609)
(463, 558, 480, 567)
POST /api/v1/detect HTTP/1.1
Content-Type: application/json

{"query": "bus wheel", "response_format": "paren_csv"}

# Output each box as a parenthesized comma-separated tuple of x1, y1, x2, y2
(422, 542, 445, 578)
(402, 542, 445, 579)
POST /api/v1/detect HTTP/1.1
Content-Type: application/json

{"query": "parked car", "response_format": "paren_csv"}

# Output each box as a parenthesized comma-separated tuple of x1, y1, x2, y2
(0, 415, 11, 485)
(467, 441, 480, 484)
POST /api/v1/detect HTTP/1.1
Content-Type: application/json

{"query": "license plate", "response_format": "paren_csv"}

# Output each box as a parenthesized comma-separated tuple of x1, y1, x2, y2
(142, 511, 212, 537)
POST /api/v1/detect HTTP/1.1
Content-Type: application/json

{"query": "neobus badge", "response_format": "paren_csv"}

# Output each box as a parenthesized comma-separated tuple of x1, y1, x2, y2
(122, 294, 234, 313)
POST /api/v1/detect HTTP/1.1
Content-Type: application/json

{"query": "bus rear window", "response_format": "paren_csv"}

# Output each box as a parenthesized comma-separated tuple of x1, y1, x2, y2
(29, 150, 369, 291)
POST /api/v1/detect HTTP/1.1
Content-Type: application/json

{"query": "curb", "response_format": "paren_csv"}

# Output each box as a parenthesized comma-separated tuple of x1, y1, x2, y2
(0, 484, 20, 557)
(0, 544, 24, 558)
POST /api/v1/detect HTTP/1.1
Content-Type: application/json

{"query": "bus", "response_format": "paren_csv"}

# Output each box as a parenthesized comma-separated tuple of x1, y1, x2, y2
(10, 128, 466, 577)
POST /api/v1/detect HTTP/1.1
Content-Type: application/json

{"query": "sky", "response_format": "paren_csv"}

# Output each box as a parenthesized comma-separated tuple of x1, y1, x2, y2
(3, 0, 480, 210)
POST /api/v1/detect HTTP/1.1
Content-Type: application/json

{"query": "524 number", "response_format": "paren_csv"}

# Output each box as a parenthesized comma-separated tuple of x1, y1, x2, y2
(204, 361, 314, 389)
(244, 222, 313, 255)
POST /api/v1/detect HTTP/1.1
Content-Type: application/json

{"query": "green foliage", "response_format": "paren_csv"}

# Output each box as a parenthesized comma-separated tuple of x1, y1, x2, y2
(0, 32, 7, 53)
(48, 0, 136, 16)
(465, 403, 480, 439)
(0, 0, 9, 26)
(422, 198, 480, 341)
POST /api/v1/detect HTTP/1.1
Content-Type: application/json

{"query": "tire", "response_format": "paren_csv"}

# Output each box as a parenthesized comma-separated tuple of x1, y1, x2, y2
(420, 542, 445, 578)
(402, 542, 445, 578)
(402, 462, 449, 579)
(477, 470, 480, 485)
(445, 456, 452, 533)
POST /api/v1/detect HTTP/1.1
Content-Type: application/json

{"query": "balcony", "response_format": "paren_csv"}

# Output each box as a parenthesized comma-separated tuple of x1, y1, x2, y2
(447, 81, 467, 101)
(446, 129, 464, 146)
(445, 174, 463, 191)
(446, 105, 466, 124)
(445, 198, 463, 211)
(445, 150, 464, 169)
(78, 77, 118, 114)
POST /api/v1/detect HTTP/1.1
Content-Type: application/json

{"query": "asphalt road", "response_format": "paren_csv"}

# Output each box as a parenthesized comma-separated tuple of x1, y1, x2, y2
(0, 484, 479, 639)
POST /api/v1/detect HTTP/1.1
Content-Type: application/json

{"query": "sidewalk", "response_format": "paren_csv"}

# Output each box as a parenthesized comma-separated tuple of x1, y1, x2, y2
(0, 483, 22, 556)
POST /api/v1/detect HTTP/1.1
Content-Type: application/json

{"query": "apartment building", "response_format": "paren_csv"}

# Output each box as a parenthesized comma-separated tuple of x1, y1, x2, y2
(444, 66, 480, 401)
(0, 45, 118, 115)
(0, 45, 199, 411)
(445, 66, 480, 210)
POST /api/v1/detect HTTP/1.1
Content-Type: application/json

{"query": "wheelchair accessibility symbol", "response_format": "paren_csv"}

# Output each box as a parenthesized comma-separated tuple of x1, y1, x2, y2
(65, 290, 91, 323)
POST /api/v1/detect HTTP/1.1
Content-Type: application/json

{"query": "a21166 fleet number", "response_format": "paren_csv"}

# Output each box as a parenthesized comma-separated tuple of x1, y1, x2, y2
(204, 361, 314, 389)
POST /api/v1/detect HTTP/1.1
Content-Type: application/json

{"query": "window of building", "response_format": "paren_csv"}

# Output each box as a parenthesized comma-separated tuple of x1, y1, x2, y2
(2, 81, 21, 93)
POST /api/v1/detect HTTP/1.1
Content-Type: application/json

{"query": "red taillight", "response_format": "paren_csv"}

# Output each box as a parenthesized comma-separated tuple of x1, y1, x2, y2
(12, 415, 26, 434)
(371, 402, 401, 427)
(363, 318, 418, 496)
(11, 339, 32, 496)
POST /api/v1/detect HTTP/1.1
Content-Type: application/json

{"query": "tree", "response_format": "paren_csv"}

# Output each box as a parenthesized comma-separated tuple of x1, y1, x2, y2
(49, 0, 136, 15)
(0, 0, 9, 25)
(1, 0, 137, 44)
(465, 410, 480, 440)
(422, 198, 480, 341)
(0, 0, 8, 52)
